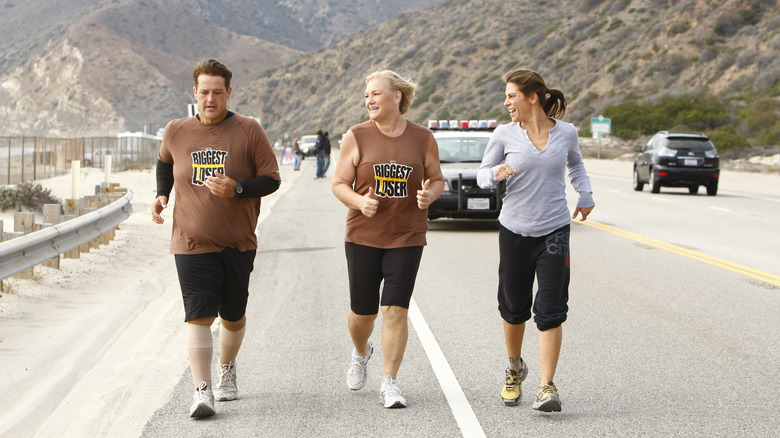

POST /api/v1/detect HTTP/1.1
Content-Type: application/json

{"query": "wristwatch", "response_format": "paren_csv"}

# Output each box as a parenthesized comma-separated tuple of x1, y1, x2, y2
(235, 181, 243, 197)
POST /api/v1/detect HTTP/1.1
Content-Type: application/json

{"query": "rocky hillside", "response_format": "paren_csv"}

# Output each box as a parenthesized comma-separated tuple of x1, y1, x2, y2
(0, 0, 297, 137)
(1, 0, 778, 140)
(236, 0, 780, 142)
(0, 0, 440, 137)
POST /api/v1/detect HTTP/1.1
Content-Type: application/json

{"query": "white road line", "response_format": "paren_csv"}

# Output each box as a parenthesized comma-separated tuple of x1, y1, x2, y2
(408, 298, 486, 438)
(709, 206, 731, 212)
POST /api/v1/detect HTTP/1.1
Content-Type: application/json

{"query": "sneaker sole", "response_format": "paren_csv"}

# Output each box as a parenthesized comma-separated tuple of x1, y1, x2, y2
(190, 403, 216, 418)
(215, 393, 237, 402)
(384, 400, 407, 409)
(346, 341, 374, 391)
(532, 396, 562, 412)
(502, 395, 521, 406)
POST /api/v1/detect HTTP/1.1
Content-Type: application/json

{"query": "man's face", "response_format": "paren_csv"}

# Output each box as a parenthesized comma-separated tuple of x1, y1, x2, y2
(194, 74, 231, 124)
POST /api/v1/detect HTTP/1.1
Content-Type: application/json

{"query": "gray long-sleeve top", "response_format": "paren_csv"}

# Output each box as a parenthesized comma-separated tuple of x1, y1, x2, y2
(477, 119, 594, 237)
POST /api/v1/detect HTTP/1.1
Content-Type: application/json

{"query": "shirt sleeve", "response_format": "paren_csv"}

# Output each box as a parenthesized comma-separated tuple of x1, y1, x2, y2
(566, 133, 595, 208)
(477, 128, 505, 189)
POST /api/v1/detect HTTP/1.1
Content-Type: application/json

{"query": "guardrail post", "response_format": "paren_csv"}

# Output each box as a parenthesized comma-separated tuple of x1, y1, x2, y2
(42, 204, 62, 269)
(13, 212, 36, 279)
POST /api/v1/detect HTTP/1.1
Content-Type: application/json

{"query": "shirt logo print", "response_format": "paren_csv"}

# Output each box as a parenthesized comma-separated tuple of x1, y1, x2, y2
(373, 161, 413, 198)
(191, 148, 228, 186)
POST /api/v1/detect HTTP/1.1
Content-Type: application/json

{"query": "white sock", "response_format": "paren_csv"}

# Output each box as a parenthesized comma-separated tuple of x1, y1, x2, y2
(219, 324, 246, 365)
(186, 322, 213, 389)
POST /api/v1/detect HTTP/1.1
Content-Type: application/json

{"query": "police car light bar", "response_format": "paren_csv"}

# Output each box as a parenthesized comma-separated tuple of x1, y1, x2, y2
(427, 119, 497, 131)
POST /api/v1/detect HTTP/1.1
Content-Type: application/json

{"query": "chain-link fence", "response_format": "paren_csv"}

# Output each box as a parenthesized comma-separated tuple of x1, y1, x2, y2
(0, 134, 161, 185)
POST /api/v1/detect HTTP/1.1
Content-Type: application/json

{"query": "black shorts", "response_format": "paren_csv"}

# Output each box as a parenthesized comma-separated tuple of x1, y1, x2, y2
(497, 224, 570, 331)
(174, 248, 256, 323)
(345, 242, 424, 315)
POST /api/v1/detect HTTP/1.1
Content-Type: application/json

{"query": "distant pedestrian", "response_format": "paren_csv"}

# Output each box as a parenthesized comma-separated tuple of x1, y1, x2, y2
(314, 130, 329, 178)
(477, 69, 594, 412)
(322, 131, 332, 175)
(151, 59, 281, 419)
(332, 70, 445, 408)
(292, 136, 302, 171)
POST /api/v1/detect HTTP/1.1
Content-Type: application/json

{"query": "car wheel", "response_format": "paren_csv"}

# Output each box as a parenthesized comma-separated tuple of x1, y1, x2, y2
(649, 170, 661, 194)
(688, 185, 699, 194)
(706, 182, 718, 196)
(632, 168, 644, 191)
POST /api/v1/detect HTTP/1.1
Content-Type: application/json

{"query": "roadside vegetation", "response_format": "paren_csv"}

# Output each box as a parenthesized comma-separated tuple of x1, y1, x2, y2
(579, 95, 780, 153)
(0, 181, 61, 213)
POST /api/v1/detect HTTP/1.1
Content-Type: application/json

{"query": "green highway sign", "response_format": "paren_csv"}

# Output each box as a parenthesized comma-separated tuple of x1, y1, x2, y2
(591, 115, 611, 135)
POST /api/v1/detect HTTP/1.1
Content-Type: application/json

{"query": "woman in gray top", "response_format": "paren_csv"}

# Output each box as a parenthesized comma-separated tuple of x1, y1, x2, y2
(477, 69, 595, 412)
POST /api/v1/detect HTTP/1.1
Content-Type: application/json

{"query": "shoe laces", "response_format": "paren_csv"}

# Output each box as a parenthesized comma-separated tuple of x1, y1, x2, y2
(383, 378, 401, 398)
(504, 368, 521, 385)
(219, 362, 237, 388)
(348, 355, 366, 376)
(538, 383, 558, 399)
(194, 381, 212, 400)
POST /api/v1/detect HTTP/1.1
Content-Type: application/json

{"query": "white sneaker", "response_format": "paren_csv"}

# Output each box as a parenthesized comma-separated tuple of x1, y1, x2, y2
(189, 381, 216, 418)
(380, 375, 407, 408)
(346, 340, 373, 390)
(215, 361, 237, 401)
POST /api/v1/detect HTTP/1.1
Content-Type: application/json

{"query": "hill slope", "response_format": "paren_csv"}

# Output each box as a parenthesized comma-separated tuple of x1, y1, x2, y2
(236, 0, 780, 142)
(0, 0, 441, 137)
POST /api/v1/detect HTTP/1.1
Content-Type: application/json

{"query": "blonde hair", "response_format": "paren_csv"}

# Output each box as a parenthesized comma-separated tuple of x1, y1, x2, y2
(365, 70, 417, 115)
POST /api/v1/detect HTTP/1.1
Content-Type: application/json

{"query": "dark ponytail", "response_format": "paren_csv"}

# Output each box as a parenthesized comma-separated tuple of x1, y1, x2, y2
(503, 69, 566, 119)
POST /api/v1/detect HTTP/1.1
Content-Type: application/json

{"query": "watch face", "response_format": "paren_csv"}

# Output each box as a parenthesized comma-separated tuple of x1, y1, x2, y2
(236, 183, 243, 193)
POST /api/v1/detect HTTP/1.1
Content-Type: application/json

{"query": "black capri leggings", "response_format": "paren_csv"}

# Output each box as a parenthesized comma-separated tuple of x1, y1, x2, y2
(497, 224, 570, 331)
(345, 242, 424, 315)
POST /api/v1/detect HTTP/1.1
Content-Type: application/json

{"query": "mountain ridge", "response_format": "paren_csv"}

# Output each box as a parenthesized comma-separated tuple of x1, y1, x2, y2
(0, 0, 778, 144)
(237, 0, 780, 143)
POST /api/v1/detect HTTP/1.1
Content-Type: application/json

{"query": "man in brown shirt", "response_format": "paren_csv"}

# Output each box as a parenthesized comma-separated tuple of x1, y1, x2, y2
(151, 59, 280, 419)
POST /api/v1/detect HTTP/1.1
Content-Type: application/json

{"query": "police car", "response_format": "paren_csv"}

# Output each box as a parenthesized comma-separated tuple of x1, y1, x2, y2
(427, 119, 504, 220)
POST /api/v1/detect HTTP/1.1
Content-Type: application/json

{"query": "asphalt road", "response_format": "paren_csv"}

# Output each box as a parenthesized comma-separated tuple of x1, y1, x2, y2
(141, 158, 780, 437)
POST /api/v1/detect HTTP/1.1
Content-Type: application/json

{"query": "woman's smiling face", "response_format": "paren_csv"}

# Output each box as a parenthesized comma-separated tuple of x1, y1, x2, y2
(504, 82, 534, 123)
(364, 77, 400, 122)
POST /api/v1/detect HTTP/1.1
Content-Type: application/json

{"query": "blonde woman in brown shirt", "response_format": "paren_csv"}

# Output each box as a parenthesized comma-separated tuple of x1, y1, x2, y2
(332, 70, 445, 408)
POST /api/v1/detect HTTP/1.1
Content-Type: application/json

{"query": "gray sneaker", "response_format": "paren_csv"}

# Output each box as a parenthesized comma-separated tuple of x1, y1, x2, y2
(532, 381, 562, 412)
(189, 381, 216, 418)
(380, 375, 407, 408)
(214, 361, 237, 401)
(346, 340, 373, 390)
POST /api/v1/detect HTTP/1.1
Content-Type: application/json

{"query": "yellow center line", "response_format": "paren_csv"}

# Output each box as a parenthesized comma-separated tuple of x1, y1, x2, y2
(576, 220, 780, 287)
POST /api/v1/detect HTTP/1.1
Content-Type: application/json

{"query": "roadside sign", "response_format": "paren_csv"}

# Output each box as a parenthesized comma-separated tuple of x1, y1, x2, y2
(591, 115, 611, 135)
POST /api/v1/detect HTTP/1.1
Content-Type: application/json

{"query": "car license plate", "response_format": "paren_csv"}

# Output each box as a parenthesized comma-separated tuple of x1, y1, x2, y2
(683, 158, 698, 166)
(467, 198, 489, 210)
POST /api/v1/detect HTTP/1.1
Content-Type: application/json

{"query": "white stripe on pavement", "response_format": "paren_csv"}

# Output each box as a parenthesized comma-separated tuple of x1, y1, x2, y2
(408, 298, 486, 438)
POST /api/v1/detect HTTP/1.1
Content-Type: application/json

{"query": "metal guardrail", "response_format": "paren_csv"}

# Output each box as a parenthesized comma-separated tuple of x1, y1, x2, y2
(0, 190, 134, 280)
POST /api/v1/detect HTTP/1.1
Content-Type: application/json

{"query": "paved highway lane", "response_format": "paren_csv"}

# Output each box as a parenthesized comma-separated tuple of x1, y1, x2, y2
(142, 158, 780, 437)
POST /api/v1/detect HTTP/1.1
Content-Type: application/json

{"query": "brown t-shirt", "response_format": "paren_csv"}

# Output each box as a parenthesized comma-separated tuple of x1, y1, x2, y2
(345, 120, 436, 248)
(159, 113, 280, 254)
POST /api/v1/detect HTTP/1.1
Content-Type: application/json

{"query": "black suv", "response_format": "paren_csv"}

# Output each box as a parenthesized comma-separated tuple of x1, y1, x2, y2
(633, 131, 720, 196)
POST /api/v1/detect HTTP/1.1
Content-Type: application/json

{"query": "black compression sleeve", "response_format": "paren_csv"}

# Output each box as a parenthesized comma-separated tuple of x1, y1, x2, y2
(156, 159, 174, 198)
(237, 175, 281, 198)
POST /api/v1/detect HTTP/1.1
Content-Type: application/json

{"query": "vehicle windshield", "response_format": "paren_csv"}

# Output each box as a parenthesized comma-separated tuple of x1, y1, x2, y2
(301, 135, 317, 144)
(437, 137, 489, 163)
(665, 138, 715, 151)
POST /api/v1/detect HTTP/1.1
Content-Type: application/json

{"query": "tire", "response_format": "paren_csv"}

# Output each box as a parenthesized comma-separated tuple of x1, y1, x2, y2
(706, 182, 718, 196)
(649, 170, 661, 194)
(688, 185, 699, 194)
(633, 168, 644, 191)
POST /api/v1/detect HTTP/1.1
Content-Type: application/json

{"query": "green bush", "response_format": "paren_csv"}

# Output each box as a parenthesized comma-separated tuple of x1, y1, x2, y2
(705, 126, 749, 151)
(602, 94, 731, 140)
(0, 181, 61, 212)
